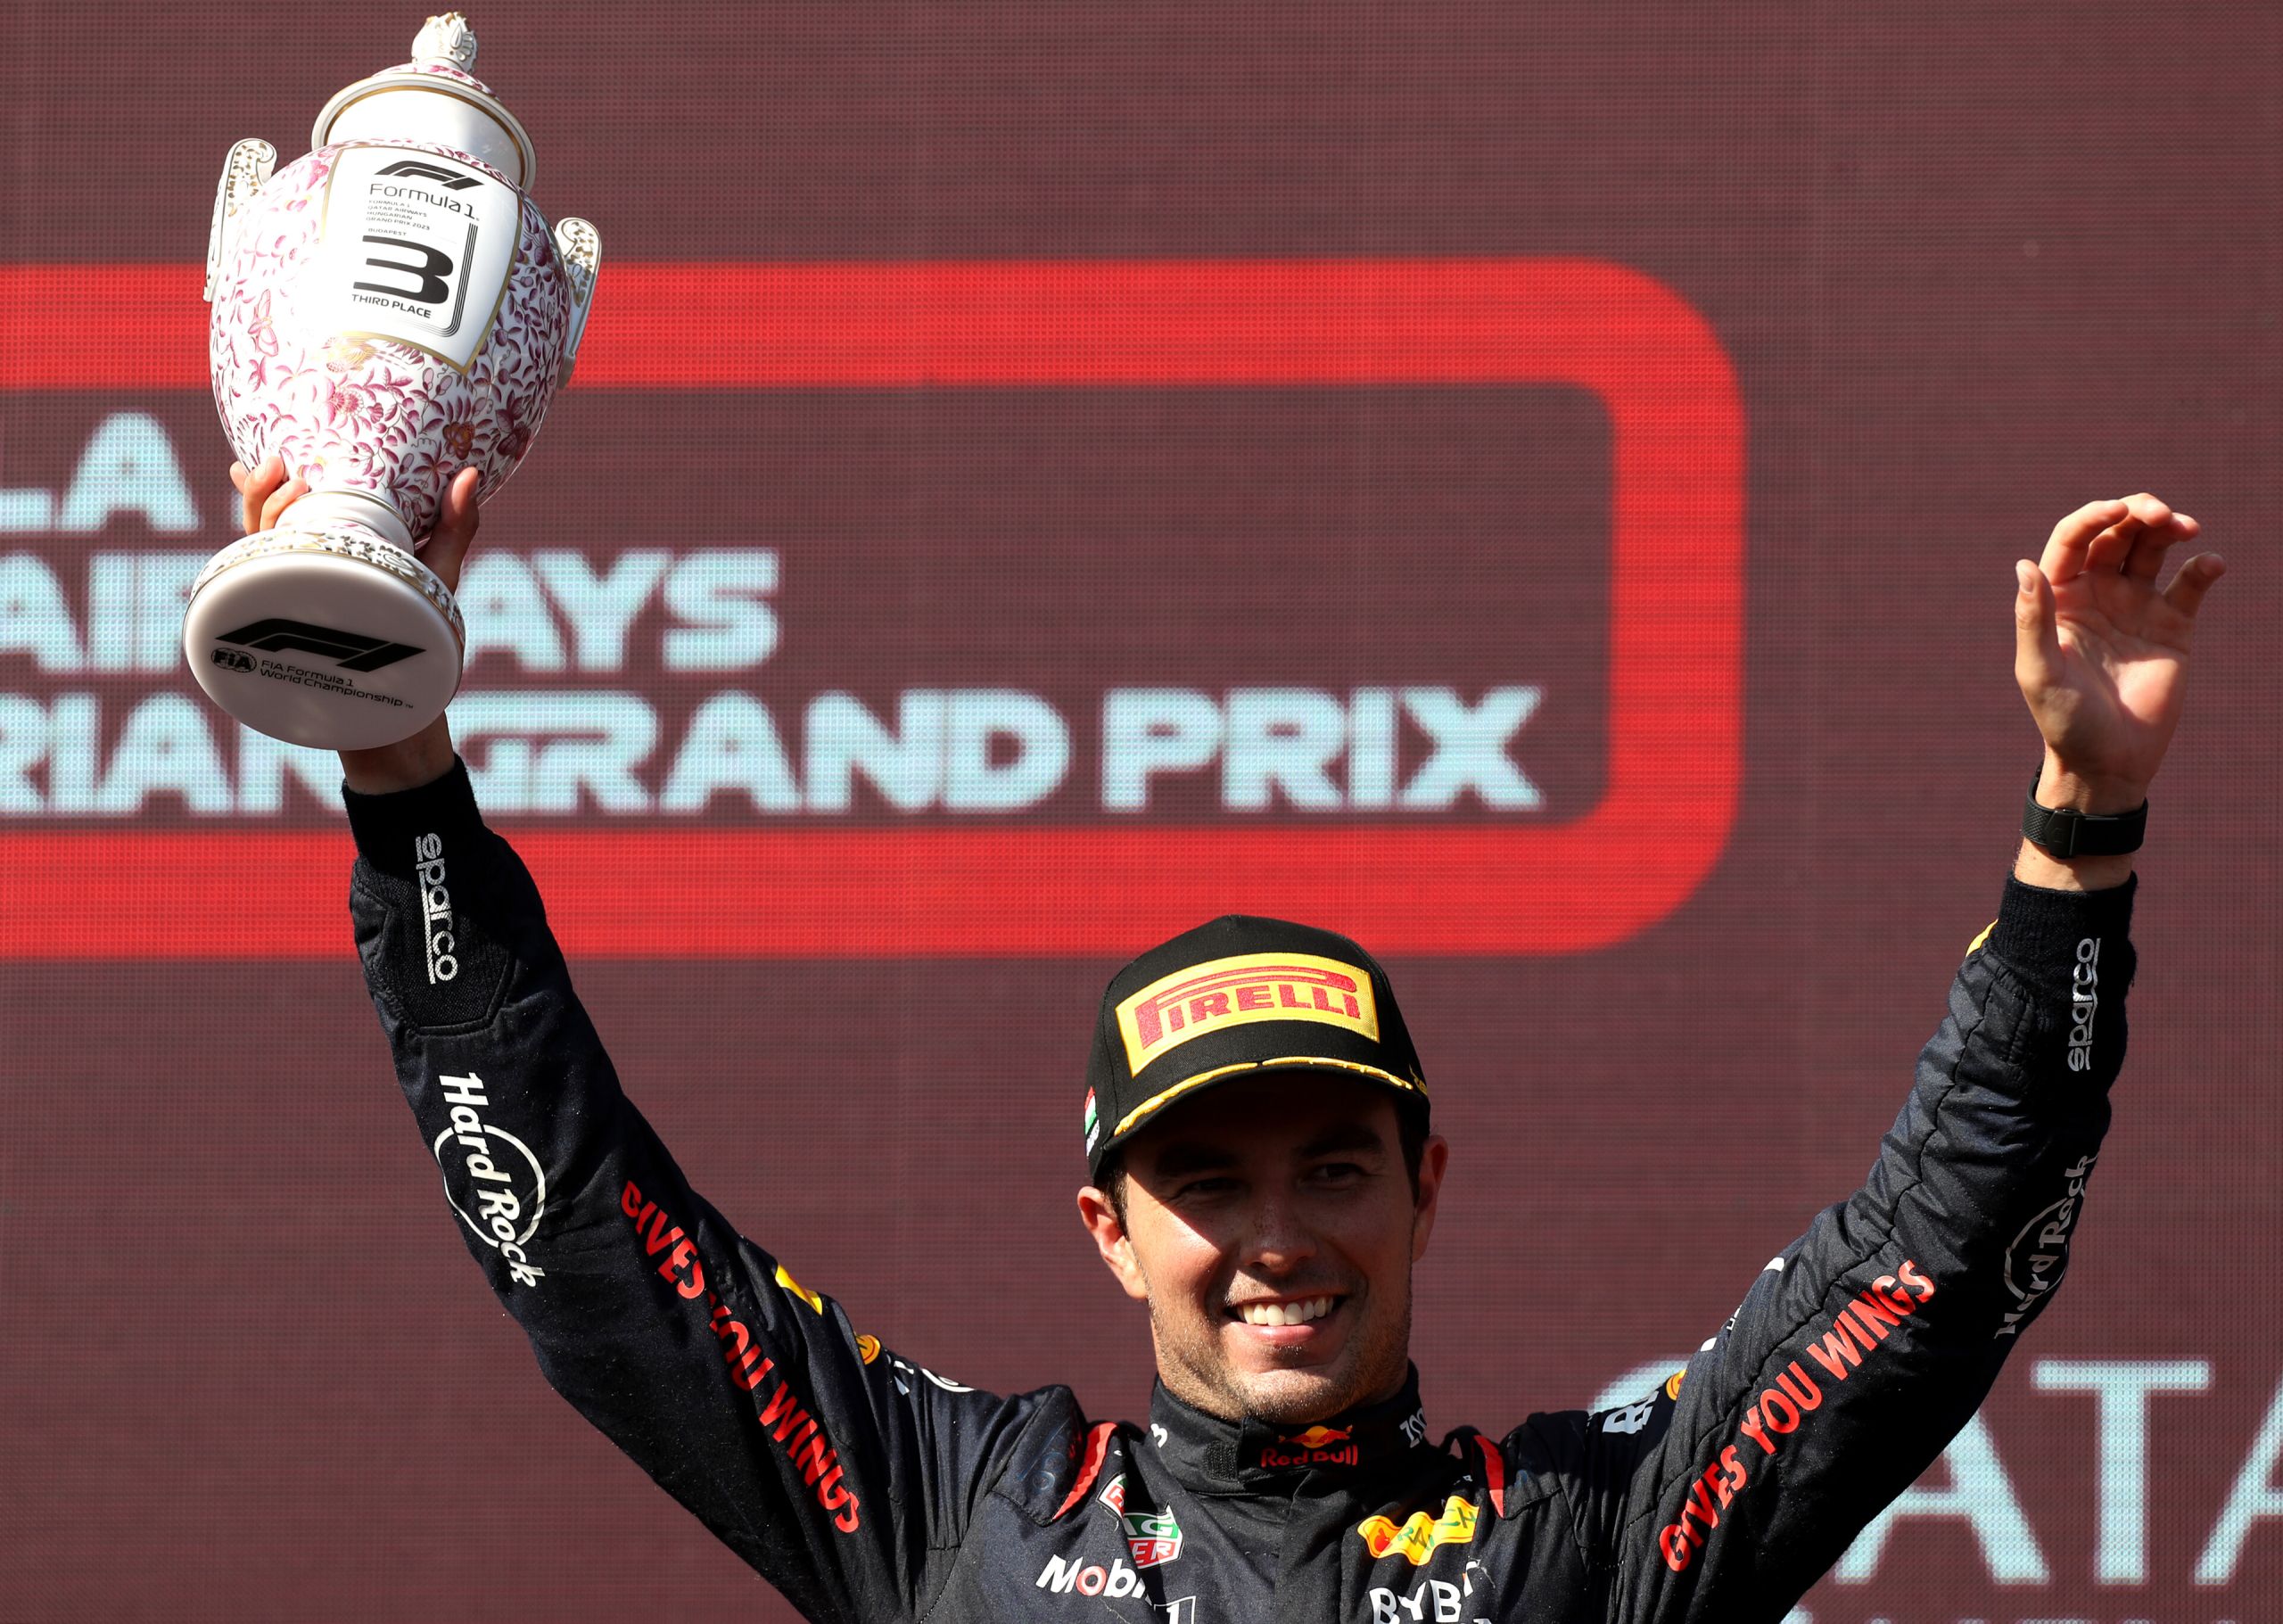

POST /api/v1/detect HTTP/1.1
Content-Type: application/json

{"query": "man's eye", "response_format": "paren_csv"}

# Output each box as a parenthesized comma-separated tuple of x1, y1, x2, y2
(1308, 1162, 1368, 1184)
(1179, 1177, 1240, 1199)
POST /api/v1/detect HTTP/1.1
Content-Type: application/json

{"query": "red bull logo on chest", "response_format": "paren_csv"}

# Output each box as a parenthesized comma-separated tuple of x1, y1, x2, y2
(1257, 1423, 1360, 1469)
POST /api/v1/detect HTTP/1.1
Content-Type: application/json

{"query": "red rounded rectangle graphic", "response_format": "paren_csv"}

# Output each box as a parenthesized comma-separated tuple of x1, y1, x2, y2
(0, 259, 1741, 957)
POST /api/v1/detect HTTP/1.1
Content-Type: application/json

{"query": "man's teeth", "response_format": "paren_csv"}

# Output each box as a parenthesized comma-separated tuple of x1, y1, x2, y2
(1236, 1297, 1335, 1327)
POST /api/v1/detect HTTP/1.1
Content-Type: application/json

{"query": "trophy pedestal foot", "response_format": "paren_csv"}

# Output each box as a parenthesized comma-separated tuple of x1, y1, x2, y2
(182, 523, 466, 751)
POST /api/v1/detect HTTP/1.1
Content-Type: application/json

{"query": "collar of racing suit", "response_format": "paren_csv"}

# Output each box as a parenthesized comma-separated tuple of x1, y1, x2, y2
(1146, 1364, 1432, 1494)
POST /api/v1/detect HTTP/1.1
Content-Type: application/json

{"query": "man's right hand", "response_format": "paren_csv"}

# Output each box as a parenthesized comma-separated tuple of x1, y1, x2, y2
(229, 456, 482, 794)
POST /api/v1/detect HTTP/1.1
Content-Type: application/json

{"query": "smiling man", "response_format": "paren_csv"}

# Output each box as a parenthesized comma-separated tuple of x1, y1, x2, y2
(236, 457, 2225, 1621)
(1073, 918, 1446, 1446)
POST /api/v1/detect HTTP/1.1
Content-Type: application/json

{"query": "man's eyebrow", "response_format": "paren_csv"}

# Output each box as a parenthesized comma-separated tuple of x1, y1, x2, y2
(1297, 1121, 1389, 1159)
(1143, 1121, 1388, 1177)
(1148, 1141, 1241, 1178)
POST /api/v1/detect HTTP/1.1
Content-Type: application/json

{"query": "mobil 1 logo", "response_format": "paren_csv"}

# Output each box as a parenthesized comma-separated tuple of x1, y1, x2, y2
(315, 144, 518, 372)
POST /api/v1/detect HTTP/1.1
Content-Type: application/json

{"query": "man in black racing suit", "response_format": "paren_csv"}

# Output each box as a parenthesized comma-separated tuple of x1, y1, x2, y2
(236, 456, 2225, 1621)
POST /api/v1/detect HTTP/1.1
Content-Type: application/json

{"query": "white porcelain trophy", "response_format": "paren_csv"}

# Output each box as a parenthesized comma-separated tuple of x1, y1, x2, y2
(185, 12, 599, 749)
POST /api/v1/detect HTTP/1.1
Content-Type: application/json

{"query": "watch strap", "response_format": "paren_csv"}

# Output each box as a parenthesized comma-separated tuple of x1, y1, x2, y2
(2022, 770, 2147, 858)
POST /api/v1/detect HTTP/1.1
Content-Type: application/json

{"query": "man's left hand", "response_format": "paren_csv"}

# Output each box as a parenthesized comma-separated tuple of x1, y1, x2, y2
(2015, 492, 2224, 815)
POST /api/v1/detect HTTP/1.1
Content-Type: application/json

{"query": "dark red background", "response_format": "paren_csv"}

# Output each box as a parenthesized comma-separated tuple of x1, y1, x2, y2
(3, 4, 2278, 1620)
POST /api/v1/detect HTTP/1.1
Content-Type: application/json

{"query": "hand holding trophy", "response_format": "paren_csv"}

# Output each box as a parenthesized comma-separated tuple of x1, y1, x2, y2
(185, 12, 598, 749)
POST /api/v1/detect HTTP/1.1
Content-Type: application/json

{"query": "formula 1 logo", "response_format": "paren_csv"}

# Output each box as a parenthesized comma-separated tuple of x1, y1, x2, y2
(218, 617, 424, 672)
(372, 158, 482, 190)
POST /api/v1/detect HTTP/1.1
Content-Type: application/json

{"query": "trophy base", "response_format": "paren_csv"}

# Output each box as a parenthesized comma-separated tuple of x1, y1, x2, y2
(183, 523, 466, 751)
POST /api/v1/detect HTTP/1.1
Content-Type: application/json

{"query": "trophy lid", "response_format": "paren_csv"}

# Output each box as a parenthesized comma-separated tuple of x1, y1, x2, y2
(310, 13, 540, 189)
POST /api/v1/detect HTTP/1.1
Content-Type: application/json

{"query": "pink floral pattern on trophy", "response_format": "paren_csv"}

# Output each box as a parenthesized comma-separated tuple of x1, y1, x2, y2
(400, 61, 487, 88)
(209, 136, 571, 548)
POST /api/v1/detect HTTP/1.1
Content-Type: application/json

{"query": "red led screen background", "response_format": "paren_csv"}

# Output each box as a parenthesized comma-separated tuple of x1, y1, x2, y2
(2, 4, 2278, 1620)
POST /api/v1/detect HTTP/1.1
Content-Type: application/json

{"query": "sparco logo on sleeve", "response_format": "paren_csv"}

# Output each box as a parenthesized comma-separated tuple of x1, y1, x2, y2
(414, 832, 457, 983)
(2067, 936, 2101, 1071)
(433, 1072, 546, 1287)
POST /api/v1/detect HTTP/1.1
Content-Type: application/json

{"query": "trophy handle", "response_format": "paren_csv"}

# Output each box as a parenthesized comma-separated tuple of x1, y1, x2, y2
(204, 138, 276, 302)
(553, 217, 601, 384)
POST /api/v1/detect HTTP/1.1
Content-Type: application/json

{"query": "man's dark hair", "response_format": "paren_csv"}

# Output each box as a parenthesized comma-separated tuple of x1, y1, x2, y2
(1100, 1106, 1431, 1228)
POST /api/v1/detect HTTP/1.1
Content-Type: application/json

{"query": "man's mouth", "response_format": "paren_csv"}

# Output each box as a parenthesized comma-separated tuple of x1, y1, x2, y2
(1227, 1295, 1341, 1328)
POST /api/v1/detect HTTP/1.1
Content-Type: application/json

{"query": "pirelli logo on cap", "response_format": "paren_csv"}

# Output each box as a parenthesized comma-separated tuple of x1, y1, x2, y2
(1116, 952, 1379, 1073)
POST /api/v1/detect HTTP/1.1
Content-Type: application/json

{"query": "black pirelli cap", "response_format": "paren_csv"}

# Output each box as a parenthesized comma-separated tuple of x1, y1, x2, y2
(1083, 915, 1428, 1183)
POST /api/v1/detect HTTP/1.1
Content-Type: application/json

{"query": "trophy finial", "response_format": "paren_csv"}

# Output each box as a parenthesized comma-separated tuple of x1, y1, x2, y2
(412, 12, 478, 72)
(313, 8, 535, 186)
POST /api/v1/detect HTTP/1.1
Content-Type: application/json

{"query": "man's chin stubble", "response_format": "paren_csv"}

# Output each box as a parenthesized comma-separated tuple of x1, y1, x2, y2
(1150, 1290, 1410, 1422)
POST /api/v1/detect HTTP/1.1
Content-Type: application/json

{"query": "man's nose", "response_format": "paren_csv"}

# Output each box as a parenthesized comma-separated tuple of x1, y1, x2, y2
(1242, 1192, 1318, 1274)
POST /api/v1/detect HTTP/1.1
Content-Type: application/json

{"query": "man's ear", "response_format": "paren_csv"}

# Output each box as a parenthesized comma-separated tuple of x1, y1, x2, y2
(1410, 1135, 1450, 1265)
(1076, 1185, 1150, 1302)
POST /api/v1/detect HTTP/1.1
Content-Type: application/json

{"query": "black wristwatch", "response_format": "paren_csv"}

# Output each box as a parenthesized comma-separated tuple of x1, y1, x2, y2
(2022, 770, 2147, 858)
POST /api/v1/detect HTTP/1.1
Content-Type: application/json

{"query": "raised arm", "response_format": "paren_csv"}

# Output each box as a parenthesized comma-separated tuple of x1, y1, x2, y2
(1539, 496, 2223, 1620)
(235, 461, 1078, 1621)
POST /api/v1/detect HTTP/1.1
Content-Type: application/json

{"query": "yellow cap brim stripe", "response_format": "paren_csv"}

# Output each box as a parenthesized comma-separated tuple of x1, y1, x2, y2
(1112, 1056, 1425, 1140)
